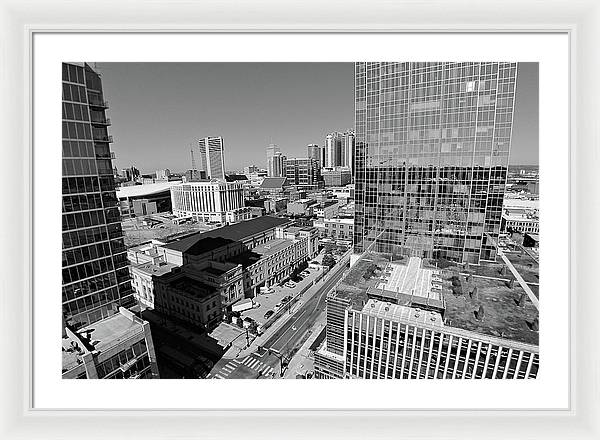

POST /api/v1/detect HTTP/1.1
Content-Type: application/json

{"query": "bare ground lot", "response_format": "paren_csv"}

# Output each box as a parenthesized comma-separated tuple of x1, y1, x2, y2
(121, 217, 215, 247)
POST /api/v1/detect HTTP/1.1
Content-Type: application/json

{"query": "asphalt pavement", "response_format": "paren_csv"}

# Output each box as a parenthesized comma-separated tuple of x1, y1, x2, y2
(262, 263, 346, 355)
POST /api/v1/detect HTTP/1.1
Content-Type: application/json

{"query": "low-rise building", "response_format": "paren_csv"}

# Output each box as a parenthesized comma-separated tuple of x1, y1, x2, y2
(314, 200, 339, 219)
(154, 270, 222, 330)
(259, 177, 289, 198)
(501, 209, 539, 234)
(130, 260, 178, 308)
(322, 167, 352, 187)
(314, 217, 354, 241)
(287, 198, 318, 216)
(62, 307, 159, 379)
(117, 181, 180, 218)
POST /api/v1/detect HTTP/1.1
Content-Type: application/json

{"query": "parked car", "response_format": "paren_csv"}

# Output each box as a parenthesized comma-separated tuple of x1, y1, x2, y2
(275, 302, 282, 309)
(264, 310, 275, 319)
(285, 281, 297, 288)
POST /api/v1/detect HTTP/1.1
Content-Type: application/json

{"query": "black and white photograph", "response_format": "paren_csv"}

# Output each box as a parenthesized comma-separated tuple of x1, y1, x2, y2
(61, 61, 540, 381)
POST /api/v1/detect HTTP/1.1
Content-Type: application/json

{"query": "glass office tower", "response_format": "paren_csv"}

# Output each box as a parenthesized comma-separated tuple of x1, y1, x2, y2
(62, 63, 133, 327)
(353, 62, 517, 263)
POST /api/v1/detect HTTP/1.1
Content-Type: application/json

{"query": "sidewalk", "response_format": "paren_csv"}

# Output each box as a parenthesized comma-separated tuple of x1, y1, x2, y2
(283, 311, 327, 379)
(222, 264, 344, 360)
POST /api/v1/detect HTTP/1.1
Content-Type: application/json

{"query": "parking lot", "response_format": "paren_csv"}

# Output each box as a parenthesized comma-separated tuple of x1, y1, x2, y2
(240, 266, 323, 326)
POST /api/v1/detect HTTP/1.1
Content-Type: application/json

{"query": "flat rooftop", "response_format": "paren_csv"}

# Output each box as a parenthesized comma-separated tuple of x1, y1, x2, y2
(252, 238, 293, 256)
(334, 253, 539, 346)
(373, 257, 441, 303)
(227, 251, 262, 268)
(116, 181, 180, 199)
(362, 299, 444, 327)
(170, 276, 216, 301)
(133, 261, 177, 276)
(63, 309, 145, 372)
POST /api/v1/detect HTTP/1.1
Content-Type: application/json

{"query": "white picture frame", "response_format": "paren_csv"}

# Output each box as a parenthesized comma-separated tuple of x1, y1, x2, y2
(1, 0, 598, 438)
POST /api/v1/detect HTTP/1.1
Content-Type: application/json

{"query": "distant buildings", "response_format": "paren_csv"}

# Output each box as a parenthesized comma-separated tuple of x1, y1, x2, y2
(307, 144, 322, 168)
(170, 180, 251, 224)
(259, 176, 289, 198)
(287, 198, 318, 216)
(155, 168, 171, 180)
(284, 157, 322, 190)
(117, 181, 179, 218)
(198, 136, 226, 179)
(244, 165, 260, 175)
(268, 152, 287, 177)
(353, 62, 518, 264)
(325, 130, 355, 170)
(501, 195, 539, 234)
(322, 166, 352, 187)
(62, 62, 157, 379)
(266, 144, 282, 176)
(121, 166, 140, 182)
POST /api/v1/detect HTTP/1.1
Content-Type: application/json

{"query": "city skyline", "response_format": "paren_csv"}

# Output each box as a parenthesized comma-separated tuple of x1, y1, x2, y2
(94, 62, 538, 173)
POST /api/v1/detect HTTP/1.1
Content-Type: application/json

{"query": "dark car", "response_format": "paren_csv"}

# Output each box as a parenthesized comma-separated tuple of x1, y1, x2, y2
(264, 310, 275, 319)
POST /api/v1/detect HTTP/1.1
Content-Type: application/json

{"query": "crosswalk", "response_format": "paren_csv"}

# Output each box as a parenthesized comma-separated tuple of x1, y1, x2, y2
(209, 355, 275, 379)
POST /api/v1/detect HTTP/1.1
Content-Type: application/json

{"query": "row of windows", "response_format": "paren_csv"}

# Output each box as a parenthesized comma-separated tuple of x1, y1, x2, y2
(62, 82, 88, 103)
(63, 102, 90, 122)
(62, 176, 115, 195)
(62, 64, 86, 84)
(62, 255, 115, 284)
(62, 121, 92, 140)
(62, 271, 117, 302)
(96, 340, 148, 379)
(62, 285, 122, 318)
(63, 140, 95, 159)
(62, 241, 114, 267)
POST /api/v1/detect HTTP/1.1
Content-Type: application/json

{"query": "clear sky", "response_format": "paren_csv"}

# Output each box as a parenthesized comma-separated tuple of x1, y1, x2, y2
(96, 62, 538, 173)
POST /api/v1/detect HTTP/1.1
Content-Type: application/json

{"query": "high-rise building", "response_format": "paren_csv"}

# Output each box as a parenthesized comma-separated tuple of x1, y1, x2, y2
(266, 143, 281, 175)
(268, 152, 287, 178)
(325, 131, 355, 170)
(343, 130, 356, 175)
(353, 62, 517, 264)
(284, 157, 321, 188)
(198, 136, 226, 180)
(325, 132, 343, 167)
(307, 144, 322, 168)
(62, 63, 134, 326)
(62, 63, 158, 379)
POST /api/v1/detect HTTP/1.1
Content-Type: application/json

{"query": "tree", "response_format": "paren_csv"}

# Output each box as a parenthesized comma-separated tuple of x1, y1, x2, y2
(322, 253, 336, 269)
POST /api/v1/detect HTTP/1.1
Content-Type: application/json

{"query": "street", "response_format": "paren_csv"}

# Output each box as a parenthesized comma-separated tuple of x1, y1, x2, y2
(207, 258, 349, 379)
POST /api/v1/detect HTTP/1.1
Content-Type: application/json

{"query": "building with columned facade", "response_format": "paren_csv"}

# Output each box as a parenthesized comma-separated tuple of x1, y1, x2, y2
(170, 180, 252, 224)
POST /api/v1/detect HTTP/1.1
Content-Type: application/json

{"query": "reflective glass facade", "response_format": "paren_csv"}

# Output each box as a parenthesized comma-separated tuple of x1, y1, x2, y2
(354, 62, 517, 263)
(62, 63, 133, 326)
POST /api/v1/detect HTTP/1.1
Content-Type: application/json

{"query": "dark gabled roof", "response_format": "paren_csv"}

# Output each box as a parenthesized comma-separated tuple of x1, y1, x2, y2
(185, 236, 237, 256)
(225, 174, 248, 182)
(163, 216, 292, 253)
(260, 177, 288, 189)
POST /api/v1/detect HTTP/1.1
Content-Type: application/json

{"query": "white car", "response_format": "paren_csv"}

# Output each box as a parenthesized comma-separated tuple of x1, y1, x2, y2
(285, 281, 296, 288)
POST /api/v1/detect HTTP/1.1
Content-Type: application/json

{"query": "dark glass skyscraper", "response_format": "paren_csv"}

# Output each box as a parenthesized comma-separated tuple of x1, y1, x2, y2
(62, 63, 133, 327)
(353, 62, 517, 263)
